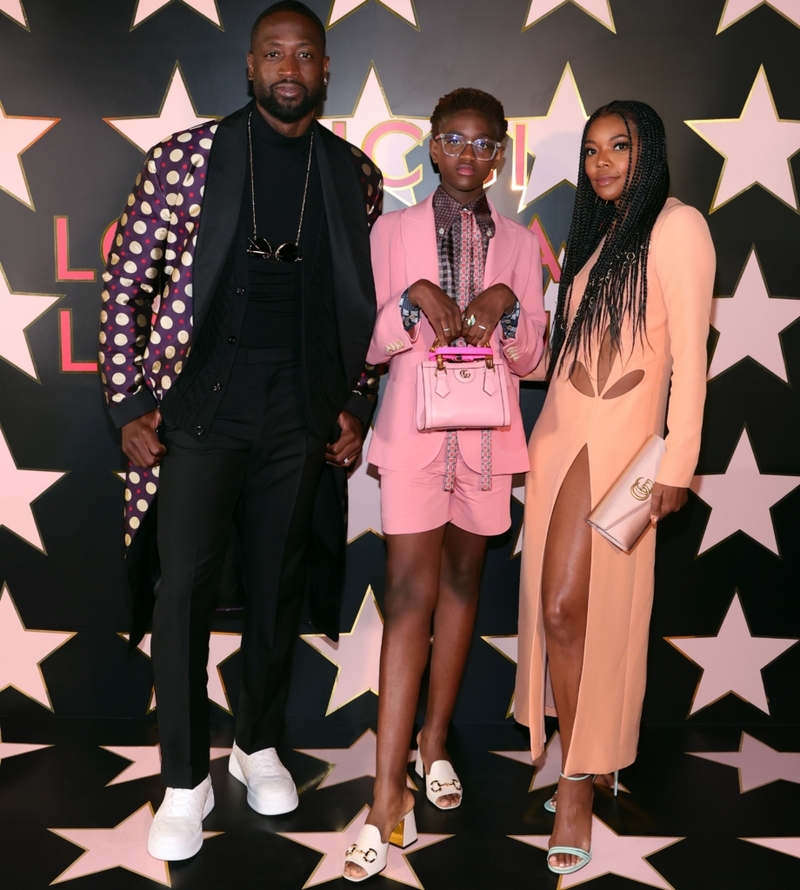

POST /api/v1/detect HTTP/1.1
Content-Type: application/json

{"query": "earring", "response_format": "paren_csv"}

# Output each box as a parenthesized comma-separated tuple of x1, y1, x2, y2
(324, 77, 328, 85)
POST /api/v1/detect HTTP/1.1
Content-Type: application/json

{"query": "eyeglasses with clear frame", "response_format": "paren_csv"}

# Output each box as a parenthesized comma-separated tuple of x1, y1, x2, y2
(434, 133, 502, 161)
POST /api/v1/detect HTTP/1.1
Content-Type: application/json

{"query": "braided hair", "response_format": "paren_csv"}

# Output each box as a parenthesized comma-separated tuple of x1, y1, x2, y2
(550, 100, 669, 375)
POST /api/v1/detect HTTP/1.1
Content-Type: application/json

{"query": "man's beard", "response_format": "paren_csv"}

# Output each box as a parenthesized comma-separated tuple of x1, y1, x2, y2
(254, 80, 325, 123)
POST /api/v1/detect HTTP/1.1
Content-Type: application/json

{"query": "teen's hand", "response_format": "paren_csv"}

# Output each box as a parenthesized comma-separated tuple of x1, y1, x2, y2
(462, 284, 517, 346)
(121, 409, 166, 468)
(408, 279, 462, 345)
(650, 482, 688, 524)
(326, 411, 364, 468)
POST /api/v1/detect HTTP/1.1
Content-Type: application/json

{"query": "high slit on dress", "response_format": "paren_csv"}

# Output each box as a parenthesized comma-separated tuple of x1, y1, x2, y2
(515, 199, 715, 776)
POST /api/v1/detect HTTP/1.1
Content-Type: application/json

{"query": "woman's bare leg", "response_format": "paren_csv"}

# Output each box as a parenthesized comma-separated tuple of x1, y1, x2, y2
(541, 446, 593, 870)
(418, 524, 487, 806)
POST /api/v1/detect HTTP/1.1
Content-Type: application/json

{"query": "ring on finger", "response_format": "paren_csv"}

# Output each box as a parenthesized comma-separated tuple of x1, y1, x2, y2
(478, 324, 487, 330)
(465, 314, 477, 327)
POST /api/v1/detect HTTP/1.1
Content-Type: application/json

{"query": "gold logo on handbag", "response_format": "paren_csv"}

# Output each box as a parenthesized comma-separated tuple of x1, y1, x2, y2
(458, 369, 472, 379)
(630, 477, 654, 501)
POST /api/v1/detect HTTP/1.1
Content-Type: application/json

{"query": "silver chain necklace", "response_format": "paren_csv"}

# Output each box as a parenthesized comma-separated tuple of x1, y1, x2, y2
(246, 110, 314, 263)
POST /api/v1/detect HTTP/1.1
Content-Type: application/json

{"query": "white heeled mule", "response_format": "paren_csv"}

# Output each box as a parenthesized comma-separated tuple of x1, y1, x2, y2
(343, 809, 417, 882)
(414, 749, 462, 810)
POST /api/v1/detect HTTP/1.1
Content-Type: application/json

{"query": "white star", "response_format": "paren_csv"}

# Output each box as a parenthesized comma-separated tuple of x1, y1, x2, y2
(319, 63, 430, 207)
(127, 631, 241, 713)
(690, 428, 800, 555)
(510, 64, 589, 211)
(0, 584, 75, 710)
(297, 729, 415, 789)
(347, 428, 383, 542)
(0, 0, 27, 28)
(105, 62, 217, 154)
(50, 804, 221, 886)
(666, 592, 798, 716)
(0, 262, 61, 380)
(524, 0, 615, 31)
(689, 732, 800, 793)
(131, 0, 221, 29)
(709, 248, 800, 383)
(741, 837, 800, 861)
(0, 726, 51, 765)
(686, 66, 800, 212)
(513, 816, 681, 888)
(0, 99, 58, 209)
(100, 744, 231, 786)
(718, 1, 800, 33)
(0, 425, 65, 553)
(327, 0, 418, 28)
(280, 805, 452, 889)
(301, 587, 383, 715)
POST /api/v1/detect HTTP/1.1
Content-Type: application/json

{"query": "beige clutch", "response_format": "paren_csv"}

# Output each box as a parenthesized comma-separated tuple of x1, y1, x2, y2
(586, 434, 666, 552)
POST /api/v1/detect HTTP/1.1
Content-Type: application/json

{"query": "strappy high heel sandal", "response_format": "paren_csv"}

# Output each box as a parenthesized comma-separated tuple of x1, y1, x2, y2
(547, 771, 595, 875)
(414, 737, 462, 810)
(544, 769, 619, 813)
(343, 808, 417, 883)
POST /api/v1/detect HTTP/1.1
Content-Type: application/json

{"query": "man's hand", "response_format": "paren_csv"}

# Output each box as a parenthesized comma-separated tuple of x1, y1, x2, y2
(409, 279, 463, 345)
(462, 284, 517, 346)
(650, 482, 688, 524)
(121, 409, 166, 468)
(326, 411, 365, 468)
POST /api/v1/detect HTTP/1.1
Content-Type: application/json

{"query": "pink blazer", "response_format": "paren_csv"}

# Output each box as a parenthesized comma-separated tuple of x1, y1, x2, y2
(366, 193, 546, 474)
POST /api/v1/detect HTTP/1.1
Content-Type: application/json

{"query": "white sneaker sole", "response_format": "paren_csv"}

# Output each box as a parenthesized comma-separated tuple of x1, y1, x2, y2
(228, 752, 299, 815)
(147, 787, 215, 861)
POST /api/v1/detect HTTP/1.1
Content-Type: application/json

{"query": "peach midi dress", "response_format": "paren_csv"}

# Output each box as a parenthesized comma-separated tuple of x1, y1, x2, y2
(515, 198, 715, 775)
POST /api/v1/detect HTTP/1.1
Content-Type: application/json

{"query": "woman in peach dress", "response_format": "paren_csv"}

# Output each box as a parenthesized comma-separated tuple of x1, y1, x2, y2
(515, 101, 715, 876)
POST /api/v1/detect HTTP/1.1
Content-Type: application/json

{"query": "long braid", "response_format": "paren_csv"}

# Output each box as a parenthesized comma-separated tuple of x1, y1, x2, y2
(550, 101, 669, 375)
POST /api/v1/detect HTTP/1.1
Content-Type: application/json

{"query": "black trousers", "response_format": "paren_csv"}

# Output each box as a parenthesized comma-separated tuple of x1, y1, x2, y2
(152, 348, 328, 788)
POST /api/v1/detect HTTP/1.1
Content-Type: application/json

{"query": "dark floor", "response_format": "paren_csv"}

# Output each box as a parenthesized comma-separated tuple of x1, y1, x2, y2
(1, 717, 799, 889)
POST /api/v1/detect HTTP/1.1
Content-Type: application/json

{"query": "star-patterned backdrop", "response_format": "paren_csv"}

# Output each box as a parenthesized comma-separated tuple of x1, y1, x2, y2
(1, 0, 799, 769)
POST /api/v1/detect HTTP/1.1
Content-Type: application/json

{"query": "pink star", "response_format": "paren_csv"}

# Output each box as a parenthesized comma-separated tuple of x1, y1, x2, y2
(718, 0, 800, 32)
(0, 99, 59, 209)
(101, 744, 231, 786)
(0, 262, 61, 380)
(346, 428, 383, 543)
(297, 729, 415, 789)
(327, 0, 418, 28)
(0, 726, 51, 764)
(131, 0, 221, 29)
(689, 732, 800, 792)
(49, 804, 221, 885)
(666, 592, 797, 715)
(524, 0, 615, 31)
(741, 837, 800, 860)
(280, 805, 452, 888)
(0, 584, 74, 710)
(301, 587, 383, 715)
(512, 816, 682, 888)
(0, 0, 27, 28)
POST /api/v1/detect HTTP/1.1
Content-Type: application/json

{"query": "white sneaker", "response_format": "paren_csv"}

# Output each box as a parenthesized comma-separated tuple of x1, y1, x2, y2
(147, 775, 214, 861)
(228, 741, 299, 815)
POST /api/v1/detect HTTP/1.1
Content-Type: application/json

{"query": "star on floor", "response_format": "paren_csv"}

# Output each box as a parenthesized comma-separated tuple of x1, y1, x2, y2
(327, 0, 418, 28)
(709, 247, 800, 383)
(512, 816, 681, 888)
(0, 726, 51, 765)
(665, 591, 798, 716)
(0, 0, 27, 28)
(688, 732, 800, 793)
(101, 744, 231, 786)
(524, 0, 615, 31)
(297, 729, 415, 789)
(0, 426, 65, 553)
(105, 62, 218, 154)
(718, 0, 800, 33)
(0, 99, 59, 209)
(741, 836, 800, 861)
(50, 804, 221, 886)
(482, 634, 518, 716)
(128, 631, 241, 713)
(346, 428, 383, 543)
(301, 587, 383, 715)
(131, 0, 221, 29)
(0, 584, 75, 710)
(0, 261, 61, 380)
(318, 63, 430, 207)
(510, 64, 589, 210)
(686, 65, 800, 212)
(280, 805, 452, 889)
(690, 428, 800, 555)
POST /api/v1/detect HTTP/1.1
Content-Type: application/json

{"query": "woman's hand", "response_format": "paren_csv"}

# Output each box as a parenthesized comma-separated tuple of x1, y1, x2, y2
(462, 284, 516, 346)
(650, 482, 688, 524)
(408, 279, 463, 345)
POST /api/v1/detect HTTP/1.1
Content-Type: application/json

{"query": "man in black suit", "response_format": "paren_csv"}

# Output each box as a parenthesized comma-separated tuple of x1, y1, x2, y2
(100, 2, 381, 861)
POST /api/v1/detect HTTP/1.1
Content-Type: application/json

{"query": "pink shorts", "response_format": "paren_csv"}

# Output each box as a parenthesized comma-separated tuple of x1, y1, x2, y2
(378, 442, 512, 536)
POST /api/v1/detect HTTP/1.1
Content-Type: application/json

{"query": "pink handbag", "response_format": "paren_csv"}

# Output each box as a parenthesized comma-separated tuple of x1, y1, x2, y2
(415, 346, 511, 432)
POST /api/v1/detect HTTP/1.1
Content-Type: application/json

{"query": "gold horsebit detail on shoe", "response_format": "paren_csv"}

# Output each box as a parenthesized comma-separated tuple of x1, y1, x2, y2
(430, 779, 462, 793)
(346, 845, 378, 863)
